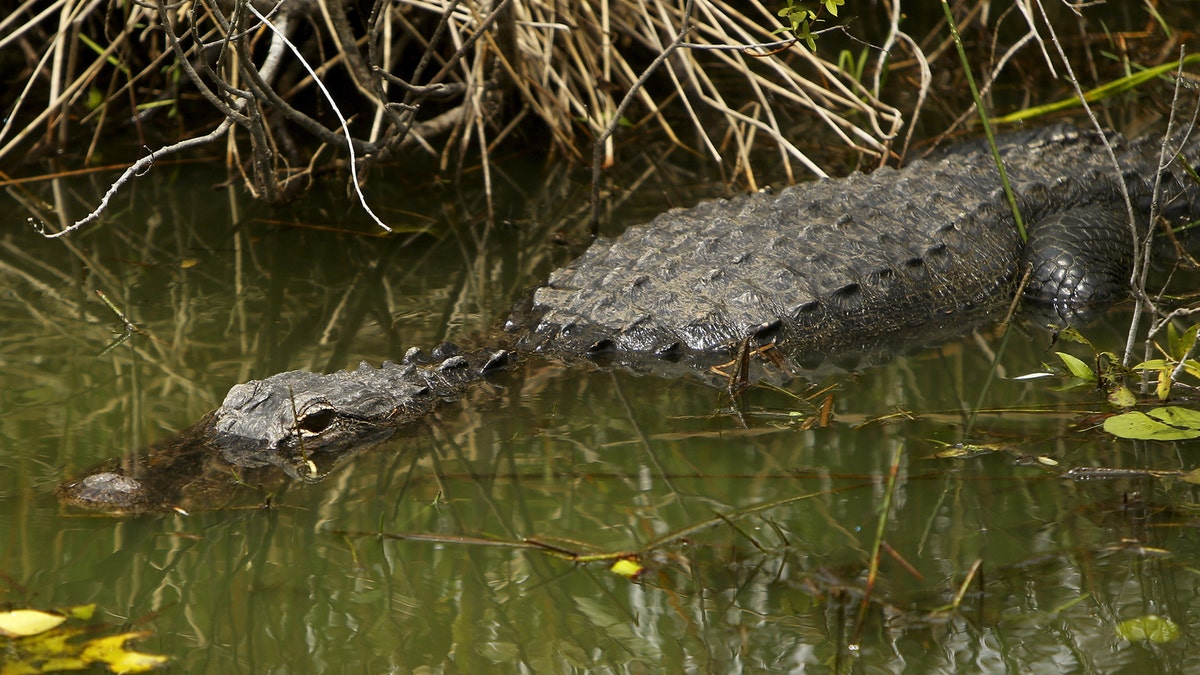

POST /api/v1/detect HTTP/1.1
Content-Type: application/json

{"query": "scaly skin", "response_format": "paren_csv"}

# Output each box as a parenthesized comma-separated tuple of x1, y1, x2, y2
(520, 125, 1196, 358)
(59, 125, 1200, 513)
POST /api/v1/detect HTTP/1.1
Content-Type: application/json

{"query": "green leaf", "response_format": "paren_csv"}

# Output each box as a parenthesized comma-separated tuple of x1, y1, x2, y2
(1055, 326, 1093, 348)
(86, 88, 105, 111)
(1169, 323, 1199, 361)
(1103, 406, 1200, 440)
(1116, 614, 1181, 643)
(991, 54, 1200, 125)
(77, 33, 128, 75)
(1156, 368, 1172, 401)
(1056, 352, 1095, 381)
(1106, 385, 1137, 409)
(1184, 359, 1200, 380)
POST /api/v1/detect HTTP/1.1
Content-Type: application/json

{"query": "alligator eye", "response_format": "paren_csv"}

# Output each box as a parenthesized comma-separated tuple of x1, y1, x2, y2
(297, 407, 336, 435)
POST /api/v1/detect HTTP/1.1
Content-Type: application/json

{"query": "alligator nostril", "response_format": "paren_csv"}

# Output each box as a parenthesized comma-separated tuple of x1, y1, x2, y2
(297, 407, 336, 435)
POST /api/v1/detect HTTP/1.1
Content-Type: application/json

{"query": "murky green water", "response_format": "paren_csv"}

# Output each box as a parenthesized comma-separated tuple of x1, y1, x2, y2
(4, 155, 1200, 673)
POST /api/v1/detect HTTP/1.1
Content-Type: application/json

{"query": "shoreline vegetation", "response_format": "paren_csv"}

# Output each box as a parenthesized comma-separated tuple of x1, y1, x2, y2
(2, 1, 1194, 233)
(4, 2, 1198, 398)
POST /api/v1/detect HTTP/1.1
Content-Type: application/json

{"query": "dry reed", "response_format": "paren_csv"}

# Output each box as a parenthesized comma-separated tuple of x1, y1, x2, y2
(3, 0, 909, 232)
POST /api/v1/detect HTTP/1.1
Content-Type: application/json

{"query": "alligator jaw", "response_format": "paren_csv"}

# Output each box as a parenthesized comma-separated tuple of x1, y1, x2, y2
(211, 361, 424, 475)
(210, 352, 513, 476)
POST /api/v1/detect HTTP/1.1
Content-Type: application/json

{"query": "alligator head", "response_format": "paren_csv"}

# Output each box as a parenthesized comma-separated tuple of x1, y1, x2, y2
(211, 350, 511, 479)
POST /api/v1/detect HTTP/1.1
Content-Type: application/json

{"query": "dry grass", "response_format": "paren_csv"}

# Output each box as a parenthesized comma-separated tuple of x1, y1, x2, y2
(1, 1, 1191, 237)
(2, 0, 911, 232)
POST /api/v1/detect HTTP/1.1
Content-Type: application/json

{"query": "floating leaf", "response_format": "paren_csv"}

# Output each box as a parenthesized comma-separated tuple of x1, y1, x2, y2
(0, 610, 66, 637)
(1116, 614, 1181, 643)
(930, 442, 1002, 459)
(1103, 407, 1200, 441)
(63, 605, 96, 621)
(78, 632, 169, 674)
(0, 612, 168, 673)
(1106, 385, 1137, 409)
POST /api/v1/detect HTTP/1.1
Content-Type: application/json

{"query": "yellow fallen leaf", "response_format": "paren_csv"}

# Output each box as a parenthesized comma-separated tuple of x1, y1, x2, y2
(0, 609, 67, 637)
(610, 559, 644, 578)
(63, 604, 96, 621)
(80, 631, 170, 674)
(1, 625, 169, 674)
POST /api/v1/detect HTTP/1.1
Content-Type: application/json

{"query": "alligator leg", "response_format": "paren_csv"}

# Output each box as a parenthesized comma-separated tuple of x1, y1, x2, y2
(1022, 202, 1137, 324)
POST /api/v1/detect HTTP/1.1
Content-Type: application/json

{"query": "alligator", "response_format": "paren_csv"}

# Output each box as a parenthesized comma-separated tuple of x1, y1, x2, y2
(58, 123, 1200, 513)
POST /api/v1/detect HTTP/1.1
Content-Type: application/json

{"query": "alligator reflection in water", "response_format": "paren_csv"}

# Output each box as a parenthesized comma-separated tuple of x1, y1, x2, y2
(59, 124, 1200, 513)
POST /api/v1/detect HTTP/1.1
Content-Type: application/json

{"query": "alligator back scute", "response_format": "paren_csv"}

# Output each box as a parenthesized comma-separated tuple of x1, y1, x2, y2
(524, 124, 1200, 368)
(527, 138, 1028, 361)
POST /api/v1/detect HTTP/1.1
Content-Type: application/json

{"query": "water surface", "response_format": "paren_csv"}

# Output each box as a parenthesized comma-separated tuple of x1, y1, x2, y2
(2, 156, 1199, 673)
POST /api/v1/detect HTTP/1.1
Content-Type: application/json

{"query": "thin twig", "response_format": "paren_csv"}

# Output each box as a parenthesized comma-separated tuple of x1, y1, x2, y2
(35, 120, 233, 238)
(591, 0, 695, 235)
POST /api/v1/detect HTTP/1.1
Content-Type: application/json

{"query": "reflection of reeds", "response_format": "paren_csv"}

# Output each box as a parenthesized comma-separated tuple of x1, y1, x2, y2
(2, 0, 903, 222)
(1, 137, 612, 476)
